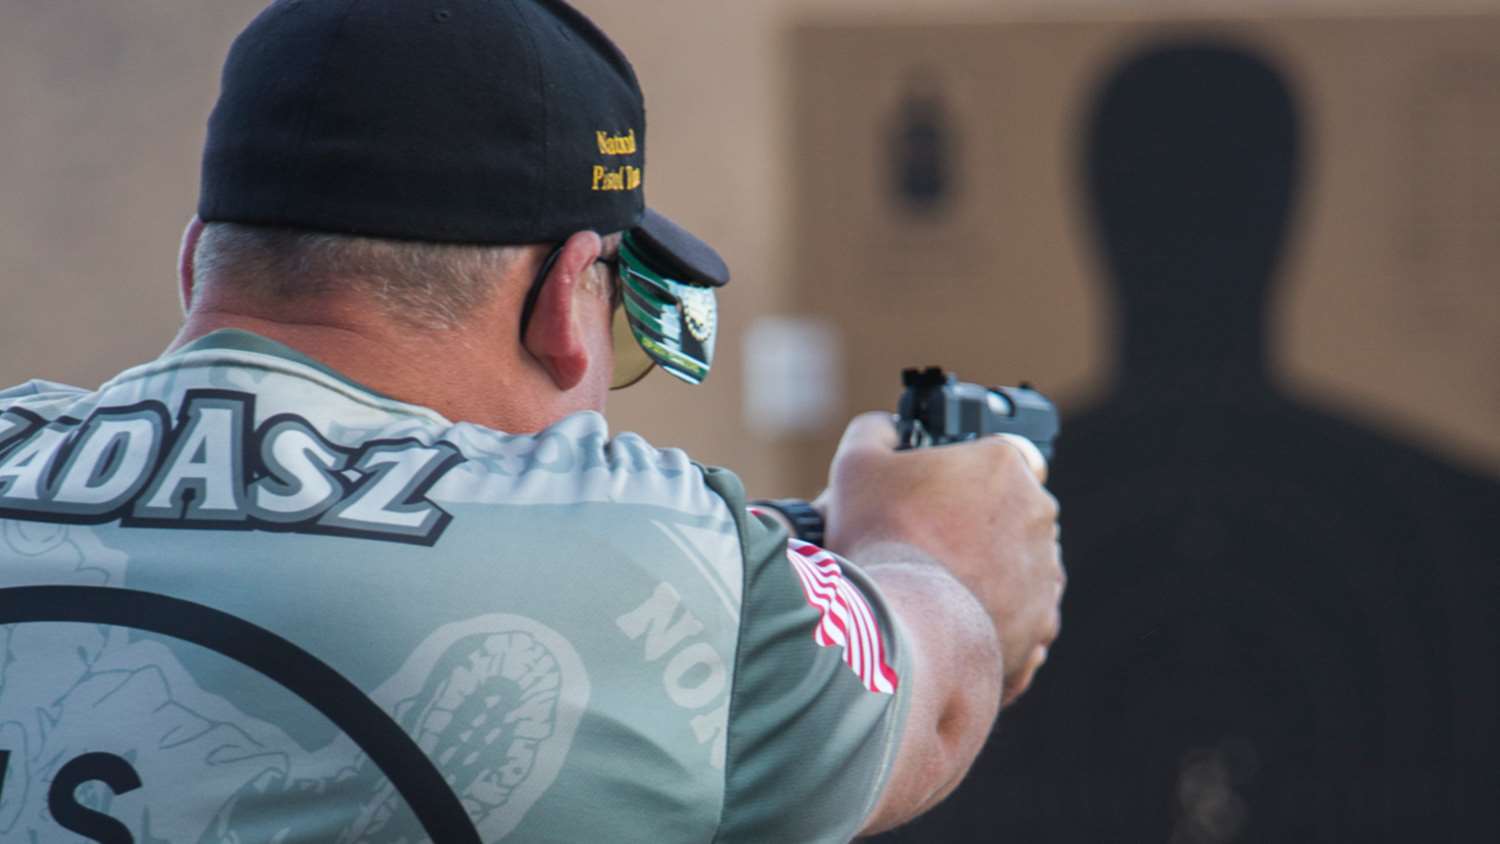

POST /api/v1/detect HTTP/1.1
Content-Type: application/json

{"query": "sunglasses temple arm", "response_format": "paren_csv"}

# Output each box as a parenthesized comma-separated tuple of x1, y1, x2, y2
(518, 243, 567, 337)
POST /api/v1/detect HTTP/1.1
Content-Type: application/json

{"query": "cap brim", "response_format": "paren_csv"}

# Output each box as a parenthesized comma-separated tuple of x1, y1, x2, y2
(629, 208, 730, 287)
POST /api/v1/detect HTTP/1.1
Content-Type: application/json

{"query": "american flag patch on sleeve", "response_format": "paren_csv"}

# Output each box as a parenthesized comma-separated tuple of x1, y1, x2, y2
(784, 540, 900, 695)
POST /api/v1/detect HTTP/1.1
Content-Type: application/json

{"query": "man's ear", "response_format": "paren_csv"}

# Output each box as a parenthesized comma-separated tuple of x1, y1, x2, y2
(177, 216, 206, 314)
(524, 230, 604, 391)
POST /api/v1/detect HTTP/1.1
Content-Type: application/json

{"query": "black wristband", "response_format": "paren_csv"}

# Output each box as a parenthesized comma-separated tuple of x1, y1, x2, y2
(750, 498, 827, 546)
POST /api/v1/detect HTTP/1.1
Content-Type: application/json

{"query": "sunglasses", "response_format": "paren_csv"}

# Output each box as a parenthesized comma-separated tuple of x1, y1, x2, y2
(522, 233, 719, 391)
(606, 230, 718, 389)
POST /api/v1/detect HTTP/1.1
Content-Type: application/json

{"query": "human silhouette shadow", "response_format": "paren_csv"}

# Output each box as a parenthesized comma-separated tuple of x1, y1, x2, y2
(874, 41, 1500, 844)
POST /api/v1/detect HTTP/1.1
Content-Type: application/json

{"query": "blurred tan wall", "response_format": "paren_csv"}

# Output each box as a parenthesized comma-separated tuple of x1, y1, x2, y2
(3, 0, 1497, 498)
(593, 0, 1500, 491)
(785, 7, 1500, 496)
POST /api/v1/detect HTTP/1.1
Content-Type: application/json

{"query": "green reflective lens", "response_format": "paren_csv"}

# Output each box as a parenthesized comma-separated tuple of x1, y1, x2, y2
(612, 232, 718, 387)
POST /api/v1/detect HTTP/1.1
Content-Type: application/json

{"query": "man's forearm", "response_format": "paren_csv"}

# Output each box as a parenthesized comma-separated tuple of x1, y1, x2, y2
(852, 542, 1004, 835)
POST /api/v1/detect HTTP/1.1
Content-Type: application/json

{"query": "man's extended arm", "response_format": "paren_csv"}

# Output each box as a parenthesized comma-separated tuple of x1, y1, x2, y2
(812, 413, 1064, 836)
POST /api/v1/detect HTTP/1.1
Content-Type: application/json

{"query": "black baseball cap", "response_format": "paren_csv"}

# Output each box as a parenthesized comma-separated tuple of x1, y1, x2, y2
(198, 0, 729, 288)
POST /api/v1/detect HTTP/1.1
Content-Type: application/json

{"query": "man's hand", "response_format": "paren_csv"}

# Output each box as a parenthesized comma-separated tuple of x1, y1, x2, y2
(818, 412, 1064, 704)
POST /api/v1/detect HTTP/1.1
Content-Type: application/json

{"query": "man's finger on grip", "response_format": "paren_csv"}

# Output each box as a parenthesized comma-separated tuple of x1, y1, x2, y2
(836, 411, 901, 457)
(995, 433, 1048, 483)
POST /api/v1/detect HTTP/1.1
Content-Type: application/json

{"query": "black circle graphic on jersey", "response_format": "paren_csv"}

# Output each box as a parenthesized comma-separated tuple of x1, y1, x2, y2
(0, 586, 481, 844)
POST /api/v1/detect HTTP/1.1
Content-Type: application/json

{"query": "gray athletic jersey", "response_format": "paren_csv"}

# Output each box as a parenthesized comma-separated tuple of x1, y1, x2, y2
(0, 330, 911, 843)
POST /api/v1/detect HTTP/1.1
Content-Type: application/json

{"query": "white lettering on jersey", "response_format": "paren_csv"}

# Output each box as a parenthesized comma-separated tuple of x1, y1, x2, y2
(617, 582, 730, 770)
(0, 390, 465, 546)
(320, 443, 462, 537)
(0, 427, 70, 502)
(250, 419, 347, 521)
(53, 415, 161, 510)
(616, 582, 705, 660)
(689, 701, 729, 771)
(0, 409, 38, 449)
(137, 395, 248, 521)
(662, 643, 726, 709)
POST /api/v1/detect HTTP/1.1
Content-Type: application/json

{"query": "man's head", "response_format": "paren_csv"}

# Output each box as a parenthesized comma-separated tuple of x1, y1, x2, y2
(187, 223, 532, 333)
(178, 215, 625, 425)
(182, 0, 728, 424)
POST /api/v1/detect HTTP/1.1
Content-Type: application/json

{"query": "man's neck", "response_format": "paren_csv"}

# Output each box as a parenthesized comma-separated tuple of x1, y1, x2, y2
(169, 303, 569, 434)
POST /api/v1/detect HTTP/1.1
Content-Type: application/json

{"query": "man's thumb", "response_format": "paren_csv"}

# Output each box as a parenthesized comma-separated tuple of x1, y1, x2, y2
(835, 412, 900, 460)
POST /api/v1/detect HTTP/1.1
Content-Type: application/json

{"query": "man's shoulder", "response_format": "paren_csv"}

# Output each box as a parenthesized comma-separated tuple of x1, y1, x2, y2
(0, 379, 91, 416)
(432, 414, 752, 591)
(437, 412, 727, 511)
(0, 379, 88, 400)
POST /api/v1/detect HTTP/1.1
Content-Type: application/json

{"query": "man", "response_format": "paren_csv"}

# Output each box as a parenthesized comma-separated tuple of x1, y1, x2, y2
(0, 1, 1062, 841)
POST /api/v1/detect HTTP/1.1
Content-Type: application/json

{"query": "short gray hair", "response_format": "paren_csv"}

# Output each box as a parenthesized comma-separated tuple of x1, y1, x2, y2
(192, 222, 529, 329)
